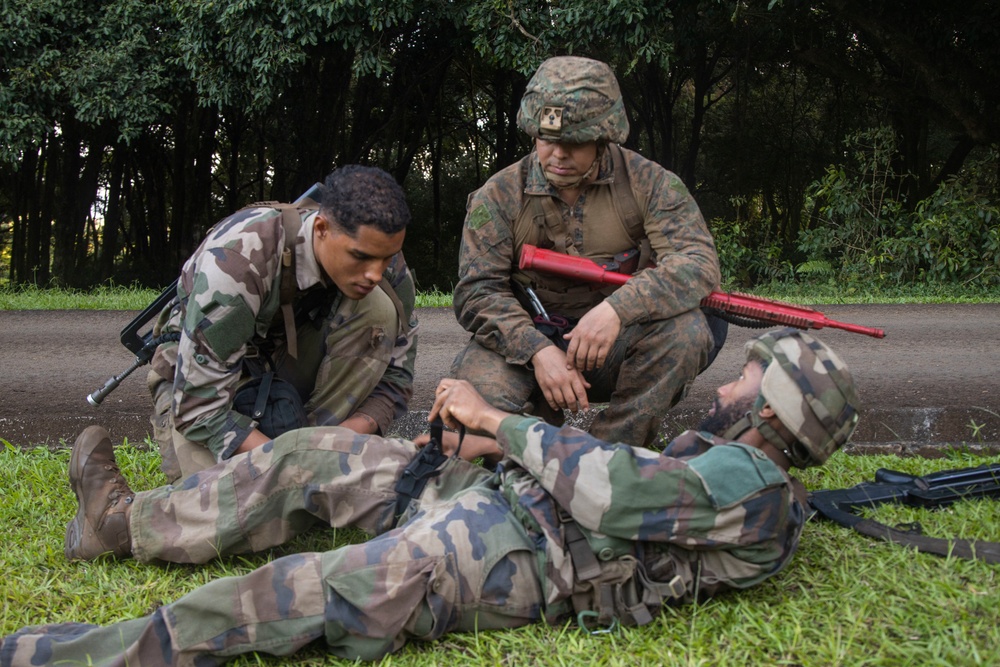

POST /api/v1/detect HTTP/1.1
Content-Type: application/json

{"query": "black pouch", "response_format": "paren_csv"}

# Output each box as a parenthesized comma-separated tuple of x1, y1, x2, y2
(392, 419, 463, 523)
(232, 371, 308, 439)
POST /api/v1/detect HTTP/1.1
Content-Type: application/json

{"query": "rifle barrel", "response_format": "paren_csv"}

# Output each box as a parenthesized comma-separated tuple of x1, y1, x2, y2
(520, 244, 886, 338)
(920, 463, 1000, 487)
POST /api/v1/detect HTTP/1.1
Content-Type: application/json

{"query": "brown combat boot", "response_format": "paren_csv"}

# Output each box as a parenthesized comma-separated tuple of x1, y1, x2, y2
(64, 425, 135, 560)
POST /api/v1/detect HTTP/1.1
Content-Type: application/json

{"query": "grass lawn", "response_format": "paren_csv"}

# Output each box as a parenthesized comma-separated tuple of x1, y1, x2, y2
(2, 439, 998, 666)
(2, 285, 999, 664)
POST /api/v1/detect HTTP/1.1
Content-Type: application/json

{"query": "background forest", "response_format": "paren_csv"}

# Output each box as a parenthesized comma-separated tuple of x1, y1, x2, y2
(2, 0, 999, 293)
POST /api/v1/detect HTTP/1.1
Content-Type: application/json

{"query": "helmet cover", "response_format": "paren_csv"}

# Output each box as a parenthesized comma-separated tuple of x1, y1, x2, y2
(744, 328, 860, 467)
(517, 56, 629, 144)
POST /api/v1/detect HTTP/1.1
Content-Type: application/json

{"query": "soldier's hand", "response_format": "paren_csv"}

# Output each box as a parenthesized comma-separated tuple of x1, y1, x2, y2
(430, 378, 510, 436)
(563, 301, 621, 371)
(531, 345, 591, 412)
(414, 430, 502, 462)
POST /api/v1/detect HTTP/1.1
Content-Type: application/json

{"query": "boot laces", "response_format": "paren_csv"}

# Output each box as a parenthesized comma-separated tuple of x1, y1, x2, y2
(102, 464, 133, 505)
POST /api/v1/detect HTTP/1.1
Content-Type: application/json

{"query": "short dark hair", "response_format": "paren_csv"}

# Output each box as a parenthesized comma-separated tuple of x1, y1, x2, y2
(319, 165, 411, 236)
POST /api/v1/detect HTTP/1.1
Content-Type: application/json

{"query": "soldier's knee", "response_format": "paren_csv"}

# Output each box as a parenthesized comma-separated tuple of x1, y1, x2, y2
(449, 342, 535, 410)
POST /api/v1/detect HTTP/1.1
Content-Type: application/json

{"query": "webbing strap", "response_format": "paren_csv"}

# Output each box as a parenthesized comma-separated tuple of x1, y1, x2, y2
(527, 191, 573, 255)
(606, 144, 645, 252)
(854, 518, 1000, 563)
(563, 515, 603, 581)
(276, 205, 310, 358)
(392, 419, 459, 523)
(561, 512, 685, 631)
(240, 200, 315, 359)
(378, 276, 411, 336)
(251, 371, 274, 419)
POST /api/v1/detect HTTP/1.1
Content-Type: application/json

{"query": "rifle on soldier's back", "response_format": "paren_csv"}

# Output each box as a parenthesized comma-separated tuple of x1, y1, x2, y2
(86, 183, 324, 406)
(518, 244, 886, 339)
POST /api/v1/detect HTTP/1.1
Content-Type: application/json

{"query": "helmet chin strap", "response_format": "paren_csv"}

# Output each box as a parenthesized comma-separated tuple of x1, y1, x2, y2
(543, 144, 603, 190)
(721, 413, 755, 442)
(725, 399, 808, 468)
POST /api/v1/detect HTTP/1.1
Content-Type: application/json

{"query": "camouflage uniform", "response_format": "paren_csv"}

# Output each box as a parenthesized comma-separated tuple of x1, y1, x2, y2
(1, 418, 805, 665)
(147, 205, 419, 479)
(452, 57, 720, 447)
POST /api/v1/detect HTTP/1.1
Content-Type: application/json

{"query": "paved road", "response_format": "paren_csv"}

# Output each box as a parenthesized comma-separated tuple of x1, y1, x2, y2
(2, 304, 999, 452)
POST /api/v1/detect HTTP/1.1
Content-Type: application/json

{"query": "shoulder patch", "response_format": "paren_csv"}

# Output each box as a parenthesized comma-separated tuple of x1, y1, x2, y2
(200, 299, 256, 361)
(687, 443, 787, 509)
(467, 203, 493, 230)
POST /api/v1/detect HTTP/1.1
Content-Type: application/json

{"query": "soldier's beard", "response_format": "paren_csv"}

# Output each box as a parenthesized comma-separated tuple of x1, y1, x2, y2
(697, 395, 756, 436)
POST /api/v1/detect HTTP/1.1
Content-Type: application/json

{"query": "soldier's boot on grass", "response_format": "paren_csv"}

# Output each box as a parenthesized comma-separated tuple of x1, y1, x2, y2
(64, 425, 134, 560)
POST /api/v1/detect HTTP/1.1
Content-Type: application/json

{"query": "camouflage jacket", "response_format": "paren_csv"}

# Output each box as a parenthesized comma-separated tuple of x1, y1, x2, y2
(496, 415, 807, 620)
(153, 206, 418, 459)
(453, 147, 720, 365)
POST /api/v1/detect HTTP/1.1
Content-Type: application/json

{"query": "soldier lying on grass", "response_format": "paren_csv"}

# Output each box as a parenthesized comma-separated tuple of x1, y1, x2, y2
(1, 328, 858, 665)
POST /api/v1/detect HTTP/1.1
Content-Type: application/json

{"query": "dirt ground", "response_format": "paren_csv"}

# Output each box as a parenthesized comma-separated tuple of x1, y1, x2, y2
(2, 303, 999, 451)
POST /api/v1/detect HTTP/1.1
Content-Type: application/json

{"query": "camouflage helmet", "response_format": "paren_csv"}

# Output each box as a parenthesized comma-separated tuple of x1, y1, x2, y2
(517, 56, 629, 144)
(744, 328, 860, 468)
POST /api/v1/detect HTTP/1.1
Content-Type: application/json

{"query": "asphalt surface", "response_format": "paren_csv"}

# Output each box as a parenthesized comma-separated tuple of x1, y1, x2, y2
(2, 304, 999, 453)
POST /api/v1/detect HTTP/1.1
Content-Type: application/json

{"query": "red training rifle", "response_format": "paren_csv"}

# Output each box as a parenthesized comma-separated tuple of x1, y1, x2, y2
(519, 244, 885, 339)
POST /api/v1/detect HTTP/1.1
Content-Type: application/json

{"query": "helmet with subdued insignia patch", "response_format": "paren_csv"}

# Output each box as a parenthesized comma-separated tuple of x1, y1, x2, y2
(517, 56, 629, 144)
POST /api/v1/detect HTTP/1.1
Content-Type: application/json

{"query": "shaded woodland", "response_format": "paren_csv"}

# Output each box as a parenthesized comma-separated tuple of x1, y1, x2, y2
(2, 1, 998, 291)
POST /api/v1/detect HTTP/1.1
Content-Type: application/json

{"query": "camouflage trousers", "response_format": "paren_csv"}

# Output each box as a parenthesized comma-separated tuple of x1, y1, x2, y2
(0, 429, 543, 665)
(148, 284, 400, 481)
(452, 307, 712, 448)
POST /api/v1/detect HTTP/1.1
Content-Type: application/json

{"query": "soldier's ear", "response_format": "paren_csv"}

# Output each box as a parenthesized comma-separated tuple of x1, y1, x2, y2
(314, 213, 330, 239)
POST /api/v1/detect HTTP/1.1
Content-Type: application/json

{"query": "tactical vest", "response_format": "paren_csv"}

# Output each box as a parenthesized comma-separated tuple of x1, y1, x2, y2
(561, 512, 686, 631)
(512, 144, 652, 318)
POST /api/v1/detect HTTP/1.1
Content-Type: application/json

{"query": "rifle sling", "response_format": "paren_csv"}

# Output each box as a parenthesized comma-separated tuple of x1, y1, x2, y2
(812, 497, 1000, 564)
(852, 518, 1000, 564)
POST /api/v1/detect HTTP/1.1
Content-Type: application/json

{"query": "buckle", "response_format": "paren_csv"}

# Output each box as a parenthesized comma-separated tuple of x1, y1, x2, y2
(576, 610, 620, 636)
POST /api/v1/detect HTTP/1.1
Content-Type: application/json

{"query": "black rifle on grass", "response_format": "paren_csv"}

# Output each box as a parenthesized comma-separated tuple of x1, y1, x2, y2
(808, 463, 1000, 563)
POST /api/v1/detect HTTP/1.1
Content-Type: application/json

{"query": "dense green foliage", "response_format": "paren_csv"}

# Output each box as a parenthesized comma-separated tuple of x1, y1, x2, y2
(2, 441, 999, 664)
(1, 1, 998, 292)
(732, 128, 1000, 289)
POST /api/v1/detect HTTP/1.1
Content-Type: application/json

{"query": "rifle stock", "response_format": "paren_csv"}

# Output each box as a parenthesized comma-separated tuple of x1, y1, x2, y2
(809, 463, 1000, 524)
(518, 244, 886, 339)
